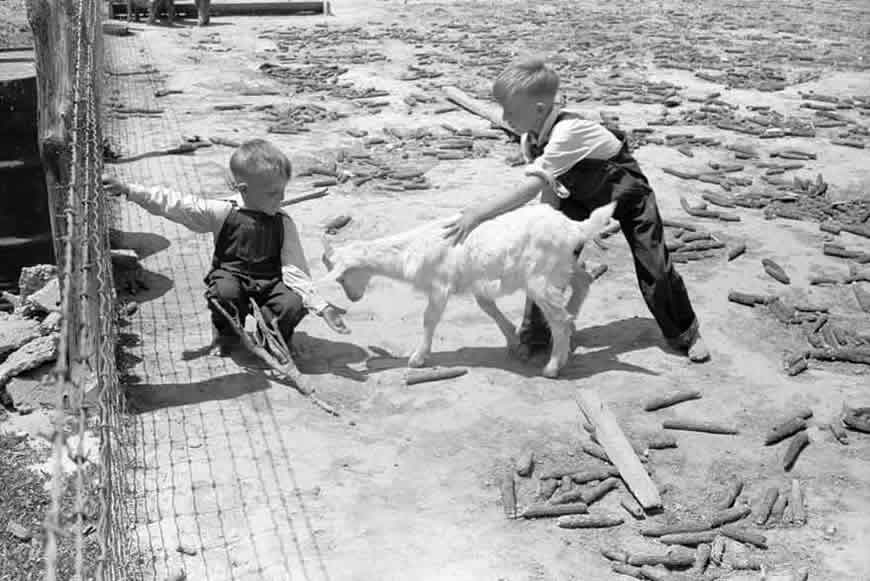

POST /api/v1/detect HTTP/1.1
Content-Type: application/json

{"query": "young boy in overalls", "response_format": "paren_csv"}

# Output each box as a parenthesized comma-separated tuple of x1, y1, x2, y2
(103, 138, 349, 355)
(443, 58, 709, 363)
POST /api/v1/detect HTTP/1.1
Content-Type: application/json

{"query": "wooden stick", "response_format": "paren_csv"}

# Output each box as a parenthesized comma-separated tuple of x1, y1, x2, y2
(753, 487, 780, 526)
(557, 514, 624, 529)
(641, 522, 712, 537)
(808, 347, 870, 365)
(628, 548, 695, 568)
(550, 487, 586, 506)
(762, 258, 791, 284)
(405, 367, 468, 385)
(611, 563, 645, 579)
(621, 495, 645, 520)
(789, 479, 806, 525)
(643, 390, 702, 411)
(716, 478, 744, 510)
(281, 188, 329, 207)
(515, 450, 534, 477)
(710, 535, 726, 566)
(769, 489, 788, 524)
(442, 85, 516, 136)
(663, 419, 739, 435)
(602, 548, 629, 563)
(577, 392, 662, 510)
(691, 544, 712, 576)
(647, 433, 678, 450)
(829, 419, 849, 445)
(582, 441, 611, 463)
(727, 243, 747, 261)
(500, 467, 517, 519)
(581, 477, 620, 504)
(207, 299, 338, 416)
(710, 505, 750, 528)
(536, 478, 559, 502)
(727, 290, 768, 307)
(521, 502, 588, 519)
(719, 524, 768, 549)
(765, 417, 808, 445)
(783, 431, 810, 471)
(658, 531, 718, 546)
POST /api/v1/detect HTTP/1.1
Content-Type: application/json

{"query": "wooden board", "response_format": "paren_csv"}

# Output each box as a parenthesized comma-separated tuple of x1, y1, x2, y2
(0, 49, 35, 83)
(577, 390, 662, 511)
(110, 1, 325, 18)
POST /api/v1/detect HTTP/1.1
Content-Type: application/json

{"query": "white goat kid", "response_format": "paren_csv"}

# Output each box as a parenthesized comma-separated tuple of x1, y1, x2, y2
(320, 202, 616, 378)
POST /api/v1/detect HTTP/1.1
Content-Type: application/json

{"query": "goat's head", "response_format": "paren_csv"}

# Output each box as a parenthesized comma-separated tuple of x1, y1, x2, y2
(321, 236, 372, 303)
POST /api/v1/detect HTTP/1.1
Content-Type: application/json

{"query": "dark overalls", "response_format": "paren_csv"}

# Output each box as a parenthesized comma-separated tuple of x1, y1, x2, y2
(521, 119, 700, 350)
(205, 204, 306, 342)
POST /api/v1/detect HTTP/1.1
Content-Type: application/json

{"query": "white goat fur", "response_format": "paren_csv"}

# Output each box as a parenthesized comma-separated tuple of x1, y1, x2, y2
(321, 202, 616, 377)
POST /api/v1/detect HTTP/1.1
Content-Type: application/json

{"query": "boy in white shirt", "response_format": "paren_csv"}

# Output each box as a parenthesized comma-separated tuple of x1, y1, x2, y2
(443, 58, 709, 363)
(103, 138, 348, 355)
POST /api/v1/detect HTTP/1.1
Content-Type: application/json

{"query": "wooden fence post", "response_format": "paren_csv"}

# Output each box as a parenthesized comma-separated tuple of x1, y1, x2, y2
(26, 0, 74, 268)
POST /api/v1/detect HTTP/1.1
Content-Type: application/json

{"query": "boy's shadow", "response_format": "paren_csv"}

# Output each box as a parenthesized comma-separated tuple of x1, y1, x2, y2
(363, 316, 665, 381)
(111, 230, 171, 260)
(125, 372, 269, 414)
(182, 331, 371, 383)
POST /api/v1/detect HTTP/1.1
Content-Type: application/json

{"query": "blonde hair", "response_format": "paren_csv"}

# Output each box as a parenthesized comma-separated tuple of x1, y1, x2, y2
(492, 57, 559, 104)
(229, 139, 293, 182)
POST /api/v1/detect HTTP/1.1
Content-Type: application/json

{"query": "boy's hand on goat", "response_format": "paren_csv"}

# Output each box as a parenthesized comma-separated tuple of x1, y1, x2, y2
(441, 210, 481, 245)
(102, 174, 130, 197)
(320, 303, 351, 334)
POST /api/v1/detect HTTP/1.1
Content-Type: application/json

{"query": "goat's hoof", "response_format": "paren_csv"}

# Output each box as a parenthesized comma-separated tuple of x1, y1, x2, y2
(542, 361, 561, 378)
(407, 352, 427, 368)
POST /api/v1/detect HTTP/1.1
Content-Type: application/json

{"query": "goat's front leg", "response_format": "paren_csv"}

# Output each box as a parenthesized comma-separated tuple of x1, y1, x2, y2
(408, 290, 449, 368)
(473, 294, 519, 354)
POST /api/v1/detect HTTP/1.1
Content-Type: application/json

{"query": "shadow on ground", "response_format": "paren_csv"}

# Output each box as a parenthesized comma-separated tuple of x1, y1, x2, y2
(112, 230, 171, 259)
(363, 316, 665, 380)
(125, 371, 270, 413)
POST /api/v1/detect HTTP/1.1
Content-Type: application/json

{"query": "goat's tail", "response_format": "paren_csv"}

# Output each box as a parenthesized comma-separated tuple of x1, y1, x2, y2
(573, 201, 617, 247)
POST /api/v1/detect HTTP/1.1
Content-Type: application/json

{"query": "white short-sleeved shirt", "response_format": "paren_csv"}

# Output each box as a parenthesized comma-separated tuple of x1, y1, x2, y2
(522, 107, 622, 198)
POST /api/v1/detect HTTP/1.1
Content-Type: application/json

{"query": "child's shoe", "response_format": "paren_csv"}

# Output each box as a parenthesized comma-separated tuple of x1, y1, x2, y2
(687, 333, 710, 363)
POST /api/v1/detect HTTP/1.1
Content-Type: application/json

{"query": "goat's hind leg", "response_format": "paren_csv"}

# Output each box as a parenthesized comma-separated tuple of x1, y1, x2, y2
(408, 290, 449, 368)
(528, 282, 574, 378)
(473, 294, 519, 356)
(566, 267, 593, 349)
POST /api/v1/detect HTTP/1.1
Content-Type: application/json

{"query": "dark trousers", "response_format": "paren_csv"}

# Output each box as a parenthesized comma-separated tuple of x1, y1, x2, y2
(205, 268, 306, 341)
(523, 189, 699, 349)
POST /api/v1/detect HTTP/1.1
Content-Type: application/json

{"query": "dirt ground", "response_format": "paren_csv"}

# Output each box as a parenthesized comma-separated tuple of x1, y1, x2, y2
(7, 0, 870, 579)
(0, 0, 31, 50)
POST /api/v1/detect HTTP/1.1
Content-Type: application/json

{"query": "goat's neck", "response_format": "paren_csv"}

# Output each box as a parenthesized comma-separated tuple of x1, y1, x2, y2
(351, 235, 411, 280)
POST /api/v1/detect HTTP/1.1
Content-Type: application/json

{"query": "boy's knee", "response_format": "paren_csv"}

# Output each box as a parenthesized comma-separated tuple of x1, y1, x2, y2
(271, 290, 305, 322)
(207, 272, 243, 304)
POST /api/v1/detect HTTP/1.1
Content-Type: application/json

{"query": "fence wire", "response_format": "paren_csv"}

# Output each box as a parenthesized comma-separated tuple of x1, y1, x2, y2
(40, 1, 140, 579)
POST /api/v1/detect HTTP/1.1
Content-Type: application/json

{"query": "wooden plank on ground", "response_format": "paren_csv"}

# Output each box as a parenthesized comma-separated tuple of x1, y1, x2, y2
(111, 1, 325, 17)
(577, 390, 662, 511)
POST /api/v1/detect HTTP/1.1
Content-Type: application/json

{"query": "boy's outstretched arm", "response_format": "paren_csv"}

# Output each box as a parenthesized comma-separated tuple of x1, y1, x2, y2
(102, 174, 228, 234)
(442, 174, 545, 245)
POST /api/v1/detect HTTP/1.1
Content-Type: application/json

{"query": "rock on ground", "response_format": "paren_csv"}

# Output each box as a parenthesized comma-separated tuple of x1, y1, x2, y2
(0, 333, 59, 387)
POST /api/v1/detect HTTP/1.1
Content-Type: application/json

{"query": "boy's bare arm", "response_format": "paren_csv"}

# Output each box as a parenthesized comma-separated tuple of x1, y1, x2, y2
(442, 175, 545, 244)
(539, 183, 560, 208)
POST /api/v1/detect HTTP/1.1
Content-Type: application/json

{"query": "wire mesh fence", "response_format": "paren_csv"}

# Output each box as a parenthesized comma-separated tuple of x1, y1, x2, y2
(36, 0, 140, 579)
